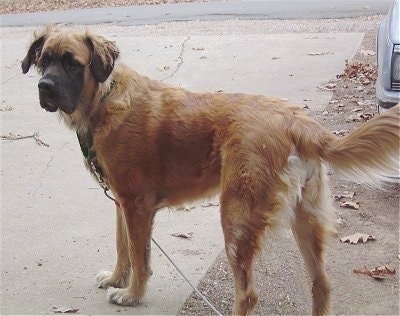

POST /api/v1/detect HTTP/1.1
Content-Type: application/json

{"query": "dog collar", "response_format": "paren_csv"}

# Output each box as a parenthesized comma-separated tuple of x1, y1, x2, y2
(76, 130, 107, 188)
(77, 130, 95, 160)
(76, 79, 116, 189)
(101, 79, 116, 101)
(76, 131, 120, 206)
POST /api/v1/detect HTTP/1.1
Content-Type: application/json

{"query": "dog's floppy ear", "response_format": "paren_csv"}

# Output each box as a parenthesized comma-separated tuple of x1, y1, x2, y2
(21, 26, 56, 74)
(86, 33, 119, 83)
(21, 33, 46, 74)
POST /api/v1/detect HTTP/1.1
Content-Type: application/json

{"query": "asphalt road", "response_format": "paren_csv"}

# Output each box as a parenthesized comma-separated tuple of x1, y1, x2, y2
(0, 0, 392, 27)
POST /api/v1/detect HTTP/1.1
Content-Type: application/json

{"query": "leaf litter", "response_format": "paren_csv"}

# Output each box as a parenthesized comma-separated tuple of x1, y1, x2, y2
(52, 306, 79, 313)
(334, 191, 355, 200)
(340, 232, 375, 244)
(337, 60, 377, 84)
(353, 265, 396, 280)
(172, 232, 193, 239)
(340, 201, 360, 210)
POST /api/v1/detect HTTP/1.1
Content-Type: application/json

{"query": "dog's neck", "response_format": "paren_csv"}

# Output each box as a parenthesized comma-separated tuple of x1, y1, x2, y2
(58, 78, 117, 135)
(100, 79, 116, 102)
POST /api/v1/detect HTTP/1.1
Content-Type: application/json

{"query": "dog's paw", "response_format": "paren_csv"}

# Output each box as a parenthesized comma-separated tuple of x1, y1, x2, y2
(107, 287, 141, 306)
(96, 270, 128, 289)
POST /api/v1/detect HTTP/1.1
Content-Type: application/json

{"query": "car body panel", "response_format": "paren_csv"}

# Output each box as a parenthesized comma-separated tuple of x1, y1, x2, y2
(376, 0, 400, 111)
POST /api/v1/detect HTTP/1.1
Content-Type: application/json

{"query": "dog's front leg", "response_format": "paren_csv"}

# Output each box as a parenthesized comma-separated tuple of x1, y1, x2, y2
(96, 204, 131, 289)
(107, 197, 155, 306)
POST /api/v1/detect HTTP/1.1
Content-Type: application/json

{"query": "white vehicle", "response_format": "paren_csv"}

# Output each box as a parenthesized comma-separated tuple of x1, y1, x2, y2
(376, 0, 400, 112)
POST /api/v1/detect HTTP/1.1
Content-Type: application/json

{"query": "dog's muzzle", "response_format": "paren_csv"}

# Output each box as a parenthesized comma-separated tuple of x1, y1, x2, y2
(38, 77, 58, 112)
(38, 77, 75, 114)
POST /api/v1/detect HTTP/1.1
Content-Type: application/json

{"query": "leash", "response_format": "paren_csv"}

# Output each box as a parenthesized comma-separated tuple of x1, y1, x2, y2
(151, 238, 223, 316)
(76, 132, 222, 315)
(103, 188, 222, 316)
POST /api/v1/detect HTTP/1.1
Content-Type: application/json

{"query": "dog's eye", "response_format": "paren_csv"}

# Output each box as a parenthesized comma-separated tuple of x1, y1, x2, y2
(39, 54, 51, 69)
(68, 58, 81, 68)
(63, 52, 82, 69)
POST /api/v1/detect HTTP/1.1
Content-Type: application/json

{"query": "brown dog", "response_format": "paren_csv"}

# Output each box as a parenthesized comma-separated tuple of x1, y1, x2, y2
(22, 26, 399, 315)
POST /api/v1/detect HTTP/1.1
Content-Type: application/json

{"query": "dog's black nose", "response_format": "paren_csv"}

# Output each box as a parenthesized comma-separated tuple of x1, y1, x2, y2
(38, 78, 55, 93)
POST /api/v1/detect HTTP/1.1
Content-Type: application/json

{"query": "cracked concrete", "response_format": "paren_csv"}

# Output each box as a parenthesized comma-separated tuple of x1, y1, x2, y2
(1, 20, 364, 315)
(32, 141, 70, 197)
(162, 36, 191, 82)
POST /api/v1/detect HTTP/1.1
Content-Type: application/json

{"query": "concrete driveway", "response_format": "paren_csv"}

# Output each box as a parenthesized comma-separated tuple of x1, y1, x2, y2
(0, 5, 379, 315)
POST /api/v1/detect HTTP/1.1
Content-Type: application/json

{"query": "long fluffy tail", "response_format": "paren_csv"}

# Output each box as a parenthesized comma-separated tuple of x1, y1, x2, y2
(290, 104, 399, 186)
(324, 104, 399, 186)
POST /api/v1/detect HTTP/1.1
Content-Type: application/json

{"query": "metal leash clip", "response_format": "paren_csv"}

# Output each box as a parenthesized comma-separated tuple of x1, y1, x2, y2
(87, 158, 108, 190)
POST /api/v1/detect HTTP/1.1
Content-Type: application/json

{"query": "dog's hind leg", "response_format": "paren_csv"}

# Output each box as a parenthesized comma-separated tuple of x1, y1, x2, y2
(291, 165, 334, 316)
(107, 197, 155, 306)
(220, 195, 265, 316)
(96, 205, 131, 289)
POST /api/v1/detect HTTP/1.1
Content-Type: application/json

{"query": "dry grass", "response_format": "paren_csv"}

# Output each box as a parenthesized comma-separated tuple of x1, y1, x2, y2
(1, 0, 207, 15)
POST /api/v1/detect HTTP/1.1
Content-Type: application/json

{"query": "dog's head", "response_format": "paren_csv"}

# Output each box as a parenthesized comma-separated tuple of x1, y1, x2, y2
(22, 26, 119, 115)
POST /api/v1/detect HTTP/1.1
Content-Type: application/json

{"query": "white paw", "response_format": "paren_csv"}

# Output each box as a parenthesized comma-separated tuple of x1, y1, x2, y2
(96, 270, 113, 288)
(107, 287, 140, 306)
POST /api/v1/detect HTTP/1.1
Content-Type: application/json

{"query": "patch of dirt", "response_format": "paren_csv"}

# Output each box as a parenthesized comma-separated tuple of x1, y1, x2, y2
(0, 0, 207, 15)
(180, 22, 399, 316)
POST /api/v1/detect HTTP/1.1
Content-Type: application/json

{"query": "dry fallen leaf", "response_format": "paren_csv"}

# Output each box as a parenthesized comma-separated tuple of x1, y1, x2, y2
(308, 51, 330, 56)
(360, 49, 376, 56)
(201, 201, 219, 207)
(340, 232, 375, 244)
(353, 265, 395, 280)
(346, 115, 362, 123)
(340, 201, 359, 210)
(355, 100, 373, 107)
(337, 61, 377, 83)
(332, 129, 349, 136)
(318, 83, 337, 91)
(52, 306, 79, 313)
(360, 113, 374, 122)
(334, 191, 355, 200)
(361, 78, 371, 85)
(374, 266, 396, 275)
(172, 232, 193, 239)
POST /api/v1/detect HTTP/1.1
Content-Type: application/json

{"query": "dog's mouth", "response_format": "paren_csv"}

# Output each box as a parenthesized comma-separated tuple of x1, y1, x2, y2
(39, 94, 75, 114)
(39, 98, 58, 113)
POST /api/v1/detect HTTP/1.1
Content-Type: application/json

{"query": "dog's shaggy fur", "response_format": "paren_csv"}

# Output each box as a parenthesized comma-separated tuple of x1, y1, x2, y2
(22, 26, 400, 315)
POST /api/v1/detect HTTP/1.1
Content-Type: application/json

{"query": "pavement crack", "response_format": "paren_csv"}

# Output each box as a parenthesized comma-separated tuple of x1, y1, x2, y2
(161, 36, 190, 82)
(32, 141, 69, 197)
(2, 73, 20, 85)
